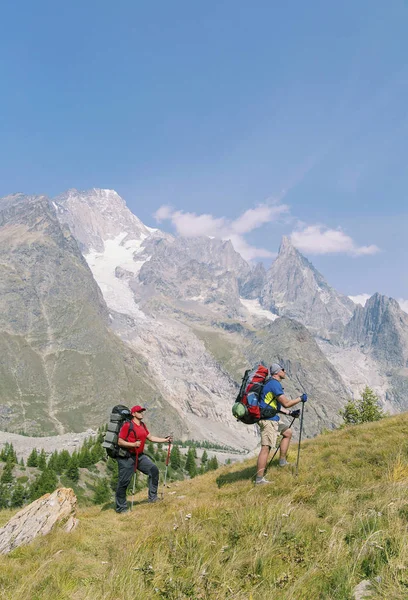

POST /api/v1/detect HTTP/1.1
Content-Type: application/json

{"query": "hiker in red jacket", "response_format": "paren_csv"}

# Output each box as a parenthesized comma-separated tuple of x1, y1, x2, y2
(115, 405, 172, 513)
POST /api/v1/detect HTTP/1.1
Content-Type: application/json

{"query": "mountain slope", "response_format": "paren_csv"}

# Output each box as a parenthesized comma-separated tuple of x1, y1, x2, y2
(0, 194, 182, 436)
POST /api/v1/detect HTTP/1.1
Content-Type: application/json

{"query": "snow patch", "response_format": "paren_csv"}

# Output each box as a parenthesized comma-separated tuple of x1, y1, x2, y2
(85, 232, 148, 320)
(240, 298, 279, 321)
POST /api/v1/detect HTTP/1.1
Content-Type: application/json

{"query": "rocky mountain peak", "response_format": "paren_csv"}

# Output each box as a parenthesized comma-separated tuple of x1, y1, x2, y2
(278, 235, 299, 257)
(260, 236, 355, 337)
(344, 292, 408, 367)
(54, 188, 152, 253)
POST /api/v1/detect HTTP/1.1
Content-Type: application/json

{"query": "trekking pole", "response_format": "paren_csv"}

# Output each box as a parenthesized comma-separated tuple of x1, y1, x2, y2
(131, 452, 138, 511)
(265, 416, 296, 475)
(161, 438, 172, 500)
(295, 402, 305, 477)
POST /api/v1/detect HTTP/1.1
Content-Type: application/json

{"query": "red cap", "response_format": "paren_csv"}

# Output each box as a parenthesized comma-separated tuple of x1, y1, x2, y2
(131, 405, 146, 414)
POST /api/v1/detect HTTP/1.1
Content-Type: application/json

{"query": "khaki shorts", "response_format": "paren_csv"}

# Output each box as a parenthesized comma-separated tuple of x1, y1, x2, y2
(259, 420, 289, 448)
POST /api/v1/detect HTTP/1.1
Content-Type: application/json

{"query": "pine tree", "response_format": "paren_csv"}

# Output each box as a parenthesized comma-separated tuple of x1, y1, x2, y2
(66, 454, 80, 482)
(20, 457, 25, 467)
(90, 443, 104, 464)
(78, 447, 92, 468)
(11, 483, 26, 508)
(30, 468, 58, 501)
(1, 461, 14, 484)
(207, 456, 219, 471)
(38, 449, 47, 470)
(184, 448, 197, 478)
(27, 448, 39, 467)
(201, 450, 208, 466)
(359, 387, 385, 423)
(56, 450, 71, 473)
(0, 483, 10, 508)
(340, 387, 384, 425)
(170, 445, 181, 470)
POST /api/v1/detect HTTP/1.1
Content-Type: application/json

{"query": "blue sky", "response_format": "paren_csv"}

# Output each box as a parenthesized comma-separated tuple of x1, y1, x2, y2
(1, 1, 407, 306)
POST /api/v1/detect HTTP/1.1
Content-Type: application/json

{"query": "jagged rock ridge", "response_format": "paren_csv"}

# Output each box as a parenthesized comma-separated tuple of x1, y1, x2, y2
(260, 236, 355, 337)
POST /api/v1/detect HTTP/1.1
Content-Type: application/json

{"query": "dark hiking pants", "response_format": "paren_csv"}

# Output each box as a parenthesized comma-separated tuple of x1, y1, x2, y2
(115, 453, 159, 512)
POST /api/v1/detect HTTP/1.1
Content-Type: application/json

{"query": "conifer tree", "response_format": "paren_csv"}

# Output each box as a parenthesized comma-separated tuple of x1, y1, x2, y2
(30, 468, 58, 501)
(38, 449, 47, 470)
(207, 455, 219, 471)
(1, 461, 14, 484)
(90, 443, 104, 464)
(170, 445, 181, 470)
(56, 450, 71, 473)
(78, 447, 92, 468)
(27, 448, 39, 467)
(20, 457, 25, 467)
(66, 454, 80, 482)
(11, 482, 26, 508)
(201, 450, 208, 466)
(340, 387, 384, 425)
(0, 483, 10, 508)
(185, 448, 197, 478)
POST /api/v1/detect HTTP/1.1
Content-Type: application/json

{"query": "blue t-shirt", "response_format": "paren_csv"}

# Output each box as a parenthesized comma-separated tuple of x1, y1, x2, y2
(260, 378, 284, 421)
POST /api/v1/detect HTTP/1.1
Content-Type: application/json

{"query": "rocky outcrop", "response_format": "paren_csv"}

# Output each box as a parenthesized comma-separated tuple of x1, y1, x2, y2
(344, 293, 408, 367)
(239, 262, 267, 300)
(260, 237, 355, 337)
(0, 488, 78, 554)
(138, 236, 250, 316)
(53, 188, 151, 253)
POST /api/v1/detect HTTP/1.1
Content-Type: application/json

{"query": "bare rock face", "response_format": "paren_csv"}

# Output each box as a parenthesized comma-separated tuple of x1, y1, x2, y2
(260, 237, 355, 337)
(54, 188, 151, 253)
(0, 488, 78, 554)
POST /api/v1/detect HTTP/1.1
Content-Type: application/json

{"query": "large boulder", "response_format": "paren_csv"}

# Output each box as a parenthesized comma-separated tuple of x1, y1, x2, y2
(0, 487, 78, 554)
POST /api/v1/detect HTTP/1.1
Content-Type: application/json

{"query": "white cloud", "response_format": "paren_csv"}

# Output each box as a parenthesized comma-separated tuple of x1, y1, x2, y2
(290, 225, 380, 256)
(153, 202, 288, 261)
(397, 298, 408, 314)
(154, 205, 174, 221)
(349, 294, 371, 306)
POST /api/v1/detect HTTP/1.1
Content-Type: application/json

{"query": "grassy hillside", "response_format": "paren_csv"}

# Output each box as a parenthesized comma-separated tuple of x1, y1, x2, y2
(1, 414, 408, 599)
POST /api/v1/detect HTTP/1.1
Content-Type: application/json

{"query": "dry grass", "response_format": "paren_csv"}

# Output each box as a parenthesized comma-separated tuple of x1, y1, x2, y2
(1, 414, 408, 599)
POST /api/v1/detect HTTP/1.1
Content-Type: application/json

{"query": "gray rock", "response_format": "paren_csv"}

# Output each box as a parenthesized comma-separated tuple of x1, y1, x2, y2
(260, 237, 355, 337)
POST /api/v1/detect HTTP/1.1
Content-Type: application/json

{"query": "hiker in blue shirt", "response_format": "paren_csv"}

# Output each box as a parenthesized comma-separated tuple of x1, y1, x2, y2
(256, 363, 307, 485)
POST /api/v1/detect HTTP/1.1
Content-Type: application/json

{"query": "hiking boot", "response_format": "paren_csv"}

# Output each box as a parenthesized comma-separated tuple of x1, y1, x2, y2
(255, 477, 271, 485)
(278, 459, 292, 467)
(148, 497, 162, 503)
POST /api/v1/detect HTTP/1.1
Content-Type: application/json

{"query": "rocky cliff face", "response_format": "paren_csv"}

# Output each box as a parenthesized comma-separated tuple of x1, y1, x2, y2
(344, 293, 408, 367)
(54, 188, 152, 253)
(137, 236, 250, 316)
(260, 237, 355, 337)
(0, 193, 182, 436)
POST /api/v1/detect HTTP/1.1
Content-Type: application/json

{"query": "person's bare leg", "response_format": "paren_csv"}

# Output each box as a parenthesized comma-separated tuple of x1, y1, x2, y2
(256, 445, 270, 478)
(279, 429, 292, 463)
